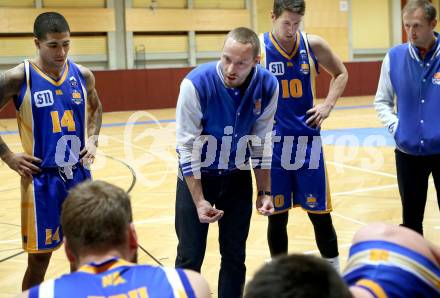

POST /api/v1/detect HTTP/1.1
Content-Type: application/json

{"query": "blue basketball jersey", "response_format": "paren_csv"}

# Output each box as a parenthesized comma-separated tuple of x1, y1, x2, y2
(260, 31, 319, 137)
(343, 241, 440, 297)
(14, 59, 87, 168)
(28, 258, 197, 298)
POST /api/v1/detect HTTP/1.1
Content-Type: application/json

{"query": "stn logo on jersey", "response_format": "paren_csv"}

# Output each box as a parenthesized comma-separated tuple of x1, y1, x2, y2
(34, 90, 54, 108)
(269, 62, 285, 76)
(432, 72, 440, 85)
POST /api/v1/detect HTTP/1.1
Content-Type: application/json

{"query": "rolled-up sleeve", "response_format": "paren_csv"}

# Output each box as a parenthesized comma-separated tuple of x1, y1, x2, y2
(176, 79, 203, 176)
(250, 84, 279, 168)
(374, 54, 399, 135)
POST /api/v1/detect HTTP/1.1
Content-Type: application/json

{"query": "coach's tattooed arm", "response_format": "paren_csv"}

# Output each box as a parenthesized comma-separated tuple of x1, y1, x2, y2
(0, 64, 42, 177)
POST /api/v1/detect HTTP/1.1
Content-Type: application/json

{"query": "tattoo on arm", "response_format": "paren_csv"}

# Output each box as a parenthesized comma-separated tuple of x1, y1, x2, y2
(88, 89, 103, 138)
(0, 72, 9, 108)
(0, 66, 24, 109)
(81, 66, 103, 141)
(0, 138, 11, 159)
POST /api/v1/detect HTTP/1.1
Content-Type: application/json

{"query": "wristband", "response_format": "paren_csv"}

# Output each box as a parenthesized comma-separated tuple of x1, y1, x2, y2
(257, 190, 272, 196)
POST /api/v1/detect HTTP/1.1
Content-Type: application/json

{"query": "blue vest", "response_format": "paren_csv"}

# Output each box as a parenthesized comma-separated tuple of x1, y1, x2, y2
(14, 59, 87, 167)
(389, 36, 440, 155)
(186, 62, 278, 172)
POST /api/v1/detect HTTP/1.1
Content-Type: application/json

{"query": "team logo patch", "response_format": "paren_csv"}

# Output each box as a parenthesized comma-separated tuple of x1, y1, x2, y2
(300, 63, 310, 75)
(306, 194, 318, 208)
(253, 98, 262, 115)
(69, 76, 78, 88)
(432, 72, 440, 85)
(34, 90, 54, 107)
(300, 49, 308, 60)
(269, 62, 285, 75)
(71, 91, 83, 104)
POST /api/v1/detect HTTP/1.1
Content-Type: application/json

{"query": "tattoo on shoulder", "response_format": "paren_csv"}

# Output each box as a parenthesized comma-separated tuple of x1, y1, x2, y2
(80, 67, 95, 91)
(0, 66, 24, 107)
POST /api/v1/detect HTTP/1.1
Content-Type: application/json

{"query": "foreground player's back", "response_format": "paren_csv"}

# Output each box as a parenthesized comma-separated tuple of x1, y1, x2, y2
(21, 257, 208, 298)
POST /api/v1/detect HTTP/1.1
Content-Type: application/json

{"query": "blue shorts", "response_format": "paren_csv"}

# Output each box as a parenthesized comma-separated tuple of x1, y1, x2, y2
(343, 240, 440, 297)
(271, 138, 332, 213)
(21, 165, 91, 252)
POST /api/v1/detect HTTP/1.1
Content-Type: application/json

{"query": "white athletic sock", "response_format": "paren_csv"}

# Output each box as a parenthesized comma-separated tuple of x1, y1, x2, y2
(324, 256, 340, 273)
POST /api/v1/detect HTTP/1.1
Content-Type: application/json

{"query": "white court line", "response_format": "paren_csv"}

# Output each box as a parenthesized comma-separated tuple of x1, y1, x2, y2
(102, 175, 132, 180)
(331, 211, 367, 226)
(106, 135, 151, 154)
(0, 185, 19, 192)
(435, 226, 440, 230)
(304, 243, 352, 255)
(0, 239, 21, 244)
(328, 160, 435, 184)
(326, 160, 397, 178)
(134, 216, 174, 225)
(0, 218, 175, 244)
(106, 135, 176, 163)
(332, 184, 397, 197)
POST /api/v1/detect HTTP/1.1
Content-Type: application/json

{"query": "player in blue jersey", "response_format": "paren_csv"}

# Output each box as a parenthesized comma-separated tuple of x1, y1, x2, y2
(175, 27, 279, 298)
(15, 180, 211, 298)
(344, 223, 440, 298)
(0, 12, 102, 290)
(260, 0, 348, 271)
(245, 223, 440, 298)
(375, 0, 440, 236)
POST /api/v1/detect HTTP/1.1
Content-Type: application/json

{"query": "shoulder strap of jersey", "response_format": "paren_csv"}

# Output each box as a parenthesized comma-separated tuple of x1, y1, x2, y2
(300, 32, 317, 99)
(300, 32, 317, 77)
(259, 33, 267, 68)
(34, 278, 55, 298)
(24, 59, 30, 86)
(162, 267, 189, 297)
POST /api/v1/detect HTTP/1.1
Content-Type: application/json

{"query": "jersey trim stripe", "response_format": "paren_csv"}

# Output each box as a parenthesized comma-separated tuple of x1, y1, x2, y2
(259, 33, 267, 68)
(177, 269, 196, 298)
(355, 279, 387, 298)
(77, 258, 134, 274)
(345, 246, 440, 289)
(38, 278, 55, 298)
(162, 267, 189, 298)
(29, 61, 69, 86)
(269, 31, 300, 60)
(18, 60, 35, 157)
(301, 32, 317, 102)
(21, 178, 38, 251)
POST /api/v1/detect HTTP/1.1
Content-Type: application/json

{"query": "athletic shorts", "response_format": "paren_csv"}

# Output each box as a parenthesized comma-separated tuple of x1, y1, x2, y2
(21, 164, 91, 252)
(271, 137, 332, 213)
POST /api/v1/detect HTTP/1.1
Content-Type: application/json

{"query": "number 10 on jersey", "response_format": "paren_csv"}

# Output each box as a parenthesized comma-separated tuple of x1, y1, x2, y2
(281, 79, 303, 99)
